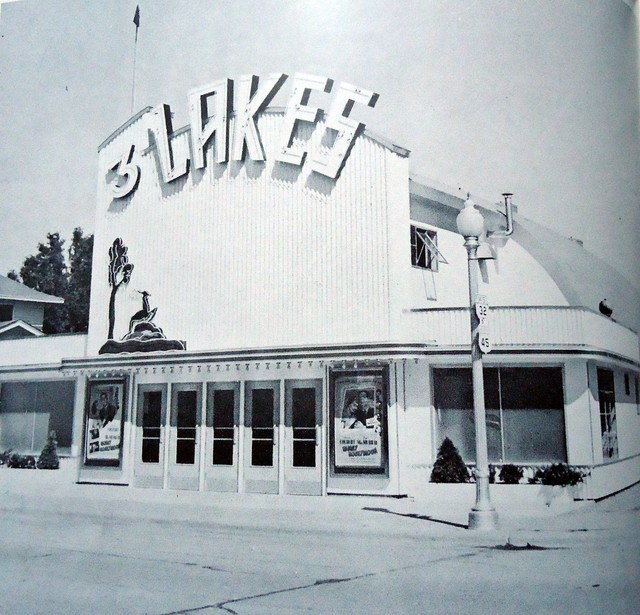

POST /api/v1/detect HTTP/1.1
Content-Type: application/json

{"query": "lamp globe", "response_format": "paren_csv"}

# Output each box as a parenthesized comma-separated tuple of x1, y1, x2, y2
(456, 196, 485, 238)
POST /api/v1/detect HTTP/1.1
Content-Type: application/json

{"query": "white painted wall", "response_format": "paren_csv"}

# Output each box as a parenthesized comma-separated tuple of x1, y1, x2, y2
(0, 334, 87, 367)
(563, 360, 596, 466)
(407, 220, 569, 310)
(88, 111, 409, 355)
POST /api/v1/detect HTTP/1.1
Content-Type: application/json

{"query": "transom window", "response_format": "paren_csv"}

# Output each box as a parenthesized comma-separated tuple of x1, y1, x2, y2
(410, 225, 441, 271)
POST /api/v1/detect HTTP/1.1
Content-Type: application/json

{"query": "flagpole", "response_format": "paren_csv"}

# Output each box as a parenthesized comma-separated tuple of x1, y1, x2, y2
(130, 6, 140, 115)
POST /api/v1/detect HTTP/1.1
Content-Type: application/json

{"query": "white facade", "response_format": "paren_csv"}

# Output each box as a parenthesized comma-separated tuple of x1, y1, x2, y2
(88, 109, 410, 355)
(1, 89, 639, 501)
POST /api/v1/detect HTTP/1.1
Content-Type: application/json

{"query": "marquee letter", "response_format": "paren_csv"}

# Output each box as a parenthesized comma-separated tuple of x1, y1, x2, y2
(110, 144, 140, 198)
(188, 79, 232, 168)
(309, 82, 379, 179)
(276, 73, 333, 167)
(231, 73, 288, 161)
(148, 104, 189, 182)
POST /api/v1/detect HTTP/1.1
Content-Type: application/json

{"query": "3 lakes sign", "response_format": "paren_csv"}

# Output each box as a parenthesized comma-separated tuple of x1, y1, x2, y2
(109, 72, 379, 199)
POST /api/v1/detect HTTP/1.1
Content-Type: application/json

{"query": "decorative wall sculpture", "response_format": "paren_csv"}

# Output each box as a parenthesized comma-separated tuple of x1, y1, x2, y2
(99, 239, 186, 354)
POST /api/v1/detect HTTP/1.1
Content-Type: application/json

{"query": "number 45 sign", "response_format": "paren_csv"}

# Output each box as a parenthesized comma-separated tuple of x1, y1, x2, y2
(478, 332, 492, 354)
(475, 295, 492, 353)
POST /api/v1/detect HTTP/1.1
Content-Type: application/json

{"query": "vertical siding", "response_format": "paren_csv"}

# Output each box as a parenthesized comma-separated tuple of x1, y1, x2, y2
(88, 111, 406, 354)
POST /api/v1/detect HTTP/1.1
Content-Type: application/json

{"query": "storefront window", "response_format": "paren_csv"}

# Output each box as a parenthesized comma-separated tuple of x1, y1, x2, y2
(0, 380, 75, 455)
(433, 367, 566, 464)
(330, 368, 388, 475)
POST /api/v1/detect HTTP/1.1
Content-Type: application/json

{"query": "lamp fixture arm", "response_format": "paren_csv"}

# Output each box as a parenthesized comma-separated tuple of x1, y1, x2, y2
(488, 192, 514, 238)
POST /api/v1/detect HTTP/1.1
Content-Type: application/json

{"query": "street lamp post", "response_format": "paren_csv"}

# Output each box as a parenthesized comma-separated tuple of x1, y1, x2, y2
(456, 195, 498, 531)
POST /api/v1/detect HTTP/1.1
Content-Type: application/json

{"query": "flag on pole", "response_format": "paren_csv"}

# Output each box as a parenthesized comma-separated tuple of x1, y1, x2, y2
(133, 5, 140, 28)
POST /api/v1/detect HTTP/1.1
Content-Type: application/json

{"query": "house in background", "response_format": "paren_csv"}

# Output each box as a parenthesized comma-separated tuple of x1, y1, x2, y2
(0, 275, 65, 340)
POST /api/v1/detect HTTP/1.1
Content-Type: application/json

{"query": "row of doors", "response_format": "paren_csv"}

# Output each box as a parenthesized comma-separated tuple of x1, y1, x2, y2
(132, 379, 323, 495)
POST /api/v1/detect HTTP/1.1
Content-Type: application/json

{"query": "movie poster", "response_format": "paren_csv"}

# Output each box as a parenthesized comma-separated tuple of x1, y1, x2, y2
(333, 372, 386, 470)
(84, 380, 125, 467)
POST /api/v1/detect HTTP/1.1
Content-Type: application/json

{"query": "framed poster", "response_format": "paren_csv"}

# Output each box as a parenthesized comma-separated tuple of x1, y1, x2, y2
(84, 378, 126, 467)
(330, 368, 388, 475)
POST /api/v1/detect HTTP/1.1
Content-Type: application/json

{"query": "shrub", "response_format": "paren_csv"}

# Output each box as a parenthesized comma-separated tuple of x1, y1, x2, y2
(0, 449, 13, 466)
(8, 453, 36, 469)
(430, 438, 469, 483)
(529, 463, 584, 487)
(499, 464, 524, 484)
(37, 431, 60, 470)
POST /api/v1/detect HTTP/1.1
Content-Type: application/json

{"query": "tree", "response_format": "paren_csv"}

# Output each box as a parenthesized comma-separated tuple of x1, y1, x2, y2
(8, 229, 94, 334)
(430, 437, 470, 483)
(37, 431, 60, 470)
(67, 228, 94, 332)
(20, 233, 69, 333)
(107, 238, 134, 339)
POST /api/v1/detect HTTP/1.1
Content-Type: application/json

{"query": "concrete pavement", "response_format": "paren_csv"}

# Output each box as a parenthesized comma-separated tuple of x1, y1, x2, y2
(0, 471, 638, 614)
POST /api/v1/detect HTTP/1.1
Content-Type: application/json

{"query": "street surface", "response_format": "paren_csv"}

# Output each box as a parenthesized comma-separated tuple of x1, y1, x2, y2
(0, 481, 638, 614)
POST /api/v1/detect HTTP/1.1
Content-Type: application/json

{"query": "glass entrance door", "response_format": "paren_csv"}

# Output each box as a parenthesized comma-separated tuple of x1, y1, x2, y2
(204, 382, 240, 492)
(133, 384, 167, 488)
(243, 381, 279, 493)
(284, 379, 322, 495)
(167, 383, 202, 490)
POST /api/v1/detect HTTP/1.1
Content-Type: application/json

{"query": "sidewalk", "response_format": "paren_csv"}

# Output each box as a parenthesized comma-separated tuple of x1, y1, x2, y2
(0, 464, 609, 538)
(1, 468, 638, 614)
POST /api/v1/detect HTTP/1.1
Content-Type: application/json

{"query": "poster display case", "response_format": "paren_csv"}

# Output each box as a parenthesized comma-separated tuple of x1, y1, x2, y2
(330, 367, 388, 476)
(83, 378, 127, 467)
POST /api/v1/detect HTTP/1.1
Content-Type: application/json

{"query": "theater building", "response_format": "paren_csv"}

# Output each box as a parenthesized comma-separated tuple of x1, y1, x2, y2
(1, 73, 639, 500)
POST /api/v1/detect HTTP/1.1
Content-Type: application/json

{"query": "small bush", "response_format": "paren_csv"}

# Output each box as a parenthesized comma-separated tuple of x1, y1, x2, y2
(529, 463, 584, 487)
(0, 449, 13, 466)
(7, 453, 36, 469)
(499, 464, 524, 484)
(430, 438, 469, 483)
(37, 431, 60, 470)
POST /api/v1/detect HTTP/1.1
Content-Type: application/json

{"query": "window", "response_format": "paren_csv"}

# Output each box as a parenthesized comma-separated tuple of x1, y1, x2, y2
(141, 391, 162, 463)
(0, 304, 14, 321)
(251, 388, 275, 467)
(291, 387, 316, 467)
(597, 368, 618, 460)
(411, 225, 440, 271)
(635, 376, 639, 415)
(0, 380, 75, 454)
(433, 367, 567, 464)
(624, 373, 630, 396)
(212, 389, 235, 465)
(175, 390, 198, 465)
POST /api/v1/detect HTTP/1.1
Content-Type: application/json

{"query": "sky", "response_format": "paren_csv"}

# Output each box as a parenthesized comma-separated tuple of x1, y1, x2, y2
(0, 0, 638, 285)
